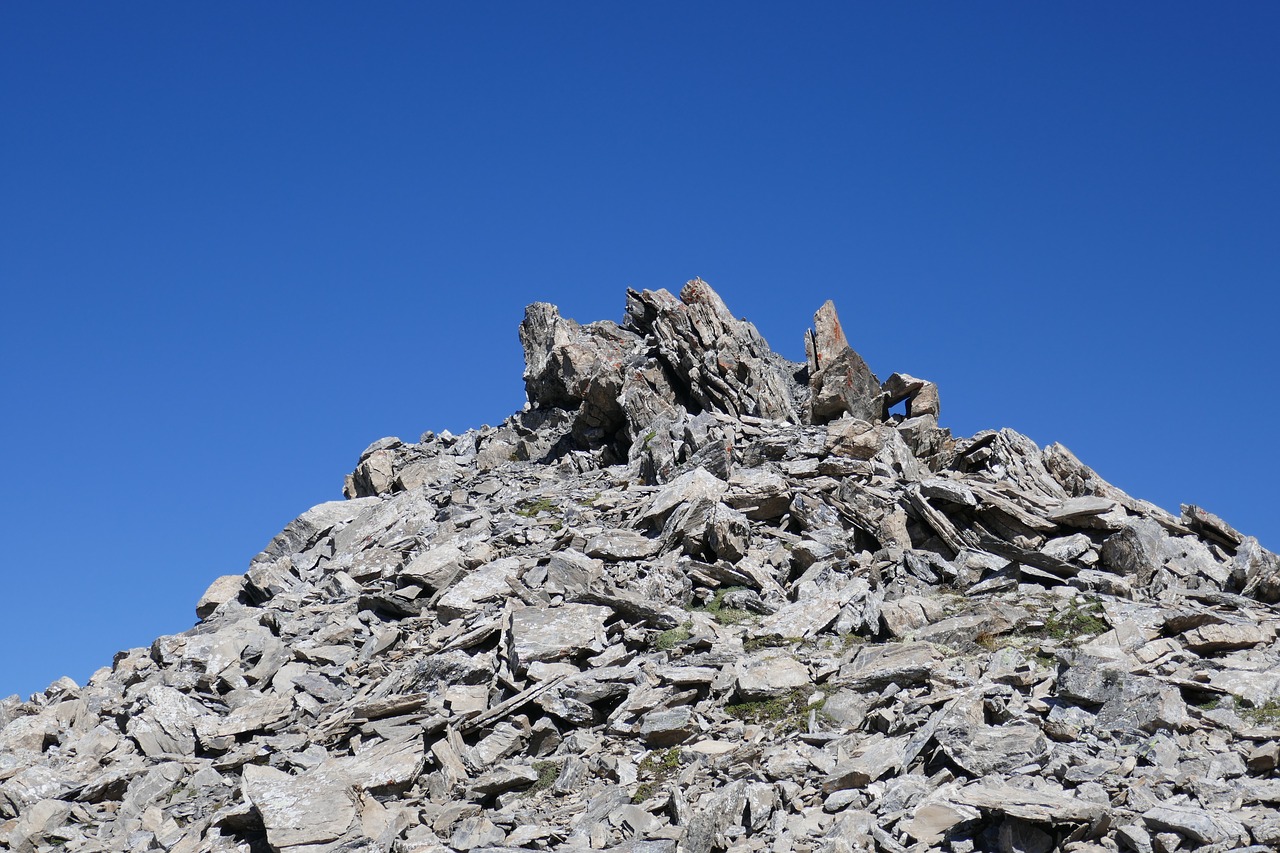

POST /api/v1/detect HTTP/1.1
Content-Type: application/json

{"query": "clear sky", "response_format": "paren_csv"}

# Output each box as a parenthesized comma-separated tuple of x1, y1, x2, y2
(2, 4, 1277, 699)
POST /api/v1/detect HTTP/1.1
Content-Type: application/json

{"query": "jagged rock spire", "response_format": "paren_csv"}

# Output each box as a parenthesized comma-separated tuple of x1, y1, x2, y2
(805, 299, 884, 424)
(619, 279, 802, 422)
(515, 279, 930, 481)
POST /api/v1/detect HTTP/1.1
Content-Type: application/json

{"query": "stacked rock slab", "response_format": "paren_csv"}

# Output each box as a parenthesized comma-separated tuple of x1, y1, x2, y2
(4, 280, 1280, 853)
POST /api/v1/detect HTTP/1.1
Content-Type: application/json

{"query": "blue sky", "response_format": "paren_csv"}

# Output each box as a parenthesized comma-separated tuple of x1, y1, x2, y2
(2, 4, 1277, 699)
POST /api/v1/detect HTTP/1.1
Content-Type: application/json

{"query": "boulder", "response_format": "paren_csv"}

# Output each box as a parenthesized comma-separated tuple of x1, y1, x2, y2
(196, 575, 244, 618)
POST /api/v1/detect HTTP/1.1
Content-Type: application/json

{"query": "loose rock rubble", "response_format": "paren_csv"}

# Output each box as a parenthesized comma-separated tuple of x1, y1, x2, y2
(4, 279, 1279, 853)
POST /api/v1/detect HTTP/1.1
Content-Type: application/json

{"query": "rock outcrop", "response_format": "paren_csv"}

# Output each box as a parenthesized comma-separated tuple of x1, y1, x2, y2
(4, 280, 1279, 853)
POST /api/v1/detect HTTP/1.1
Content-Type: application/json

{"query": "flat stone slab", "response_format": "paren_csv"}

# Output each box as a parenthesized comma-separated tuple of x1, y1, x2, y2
(641, 468, 729, 522)
(639, 706, 695, 747)
(242, 763, 356, 849)
(936, 722, 1050, 776)
(951, 780, 1108, 824)
(735, 652, 810, 700)
(823, 735, 907, 791)
(196, 696, 291, 744)
(838, 642, 938, 689)
(1047, 496, 1116, 523)
(1182, 622, 1273, 653)
(469, 763, 539, 796)
(339, 733, 426, 791)
(584, 530, 664, 561)
(753, 580, 868, 639)
(1208, 667, 1280, 707)
(1142, 803, 1247, 846)
(508, 603, 611, 671)
(399, 543, 466, 587)
(900, 796, 981, 846)
(437, 557, 523, 622)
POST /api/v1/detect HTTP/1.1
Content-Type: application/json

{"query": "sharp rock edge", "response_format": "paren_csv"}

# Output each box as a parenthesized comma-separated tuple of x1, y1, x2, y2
(5, 278, 1280, 853)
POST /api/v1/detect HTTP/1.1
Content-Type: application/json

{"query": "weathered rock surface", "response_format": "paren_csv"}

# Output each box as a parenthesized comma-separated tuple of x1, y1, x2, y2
(3, 279, 1278, 853)
(807, 300, 883, 424)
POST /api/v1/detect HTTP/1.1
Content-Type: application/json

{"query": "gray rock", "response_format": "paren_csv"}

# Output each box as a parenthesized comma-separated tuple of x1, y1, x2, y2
(436, 557, 523, 621)
(1115, 823, 1155, 853)
(520, 302, 633, 448)
(1058, 655, 1189, 733)
(1182, 622, 1273, 653)
(400, 542, 466, 588)
(920, 476, 977, 507)
(542, 548, 602, 595)
(195, 694, 291, 744)
(242, 763, 356, 849)
(754, 580, 868, 639)
(342, 732, 426, 791)
(952, 780, 1108, 824)
(825, 418, 884, 460)
(0, 715, 56, 755)
(451, 816, 507, 850)
(642, 467, 729, 522)
(899, 796, 982, 845)
(196, 574, 244, 618)
(936, 722, 1050, 776)
(1041, 532, 1093, 562)
(507, 603, 610, 672)
(469, 763, 539, 796)
(1208, 667, 1280, 707)
(725, 467, 792, 519)
(117, 761, 183, 820)
(571, 587, 682, 629)
(585, 529, 664, 560)
(625, 280, 802, 423)
(1047, 496, 1116, 524)
(6, 798, 71, 853)
(682, 780, 748, 853)
(1181, 504, 1244, 548)
(735, 651, 810, 700)
(1247, 741, 1279, 774)
(880, 594, 943, 637)
(1237, 536, 1280, 602)
(823, 735, 907, 790)
(127, 685, 205, 757)
(1142, 802, 1247, 846)
(639, 706, 695, 746)
(839, 642, 938, 689)
(884, 372, 940, 418)
(705, 502, 751, 562)
(1101, 520, 1174, 585)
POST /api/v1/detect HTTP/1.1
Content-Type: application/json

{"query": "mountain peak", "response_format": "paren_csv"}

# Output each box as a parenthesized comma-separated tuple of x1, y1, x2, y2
(5, 280, 1280, 853)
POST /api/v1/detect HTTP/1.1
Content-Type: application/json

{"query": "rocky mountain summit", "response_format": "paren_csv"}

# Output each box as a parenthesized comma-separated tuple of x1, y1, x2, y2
(4, 280, 1280, 853)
